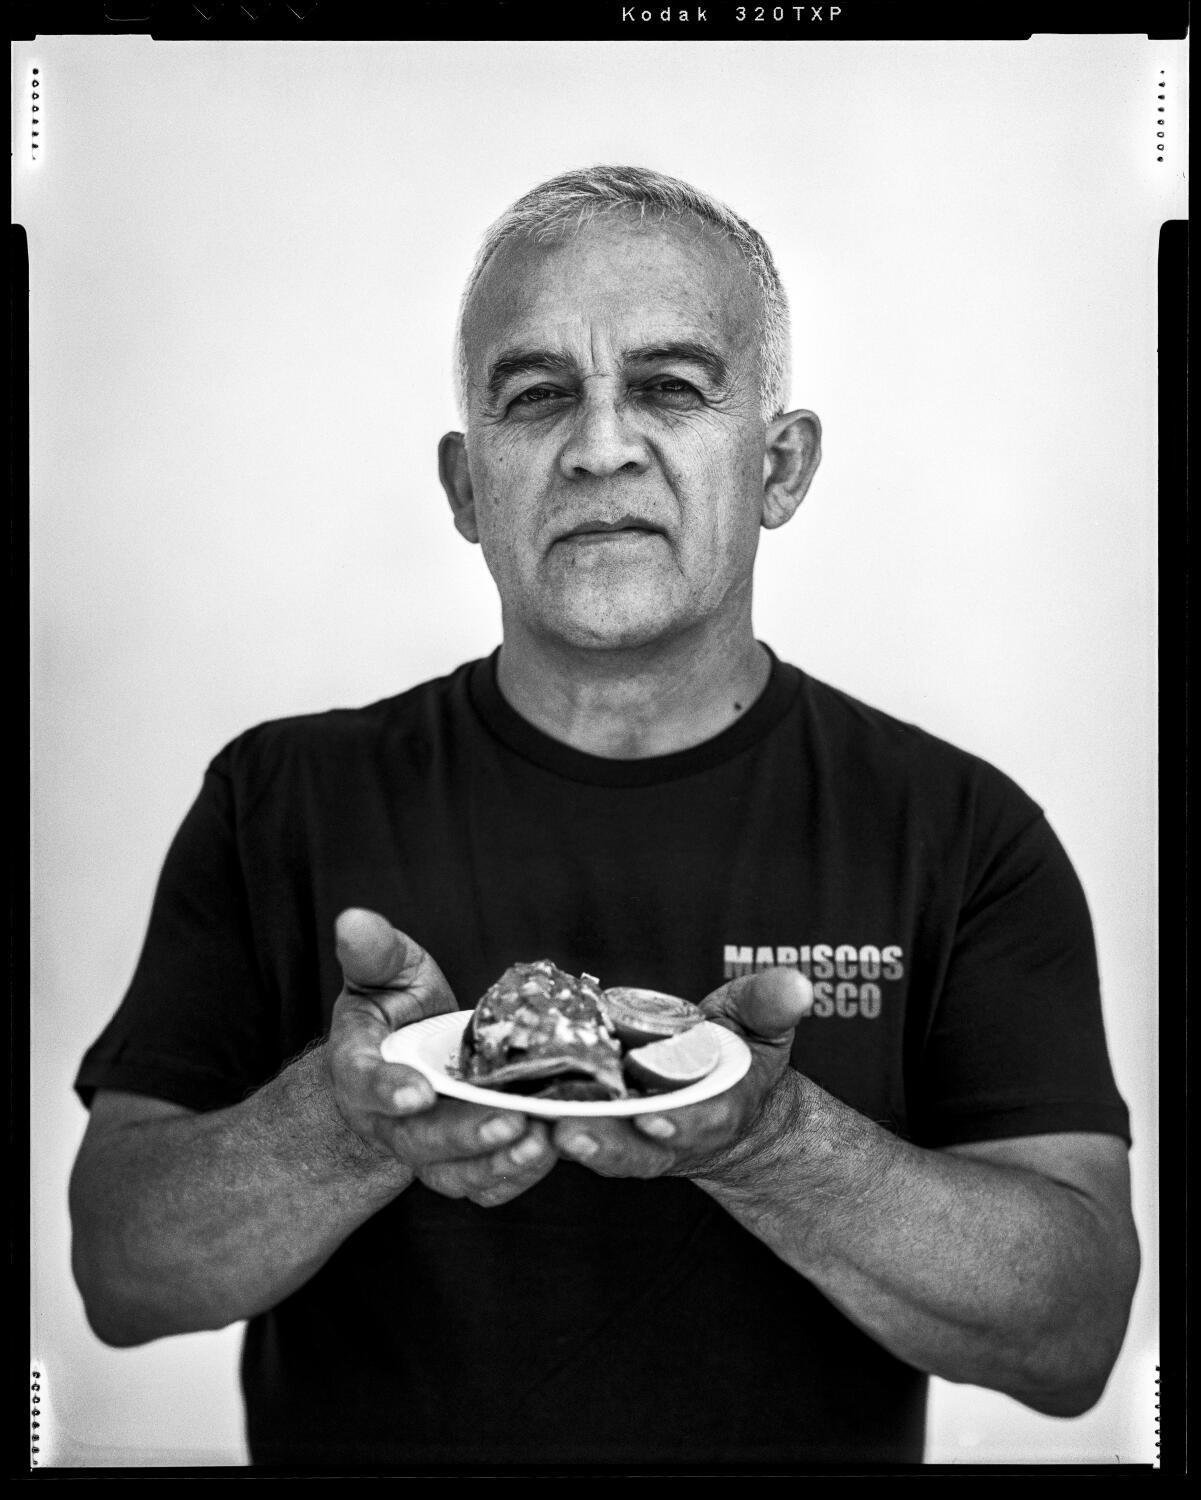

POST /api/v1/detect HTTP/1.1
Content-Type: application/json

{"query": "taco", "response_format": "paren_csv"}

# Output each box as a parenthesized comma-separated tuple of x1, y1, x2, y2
(459, 959, 627, 1101)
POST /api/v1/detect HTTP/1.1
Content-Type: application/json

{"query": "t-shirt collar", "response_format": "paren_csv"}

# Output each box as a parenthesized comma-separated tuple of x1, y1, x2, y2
(467, 642, 800, 787)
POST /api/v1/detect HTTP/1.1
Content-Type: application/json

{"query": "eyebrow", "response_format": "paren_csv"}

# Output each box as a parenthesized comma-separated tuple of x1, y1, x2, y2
(483, 340, 730, 405)
(484, 348, 576, 405)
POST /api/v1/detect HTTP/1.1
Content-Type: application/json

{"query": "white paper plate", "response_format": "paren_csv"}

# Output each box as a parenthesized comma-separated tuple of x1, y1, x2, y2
(378, 1011, 751, 1118)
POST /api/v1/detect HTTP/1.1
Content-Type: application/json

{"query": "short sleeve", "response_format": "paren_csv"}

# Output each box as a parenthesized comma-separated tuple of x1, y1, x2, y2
(73, 752, 283, 1112)
(909, 809, 1131, 1148)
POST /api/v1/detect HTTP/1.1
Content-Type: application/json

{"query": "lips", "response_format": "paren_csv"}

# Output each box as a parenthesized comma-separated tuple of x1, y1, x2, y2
(557, 514, 664, 542)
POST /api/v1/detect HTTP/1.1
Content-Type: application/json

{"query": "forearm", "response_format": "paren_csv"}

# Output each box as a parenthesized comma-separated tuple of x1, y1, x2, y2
(693, 1072, 1138, 1415)
(69, 1045, 411, 1345)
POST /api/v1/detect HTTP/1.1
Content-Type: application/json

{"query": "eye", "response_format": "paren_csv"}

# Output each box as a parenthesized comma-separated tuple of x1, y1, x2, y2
(642, 378, 702, 406)
(509, 385, 570, 412)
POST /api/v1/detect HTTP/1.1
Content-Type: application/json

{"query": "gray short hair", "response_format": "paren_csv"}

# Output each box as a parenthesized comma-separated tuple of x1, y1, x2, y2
(454, 164, 791, 425)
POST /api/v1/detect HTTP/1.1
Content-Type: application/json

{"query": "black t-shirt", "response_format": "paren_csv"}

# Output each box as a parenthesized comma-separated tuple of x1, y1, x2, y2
(75, 650, 1130, 1468)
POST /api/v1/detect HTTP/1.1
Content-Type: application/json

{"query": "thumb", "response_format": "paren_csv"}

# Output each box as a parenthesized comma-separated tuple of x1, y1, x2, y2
(336, 907, 414, 989)
(705, 966, 813, 1044)
(334, 908, 459, 1029)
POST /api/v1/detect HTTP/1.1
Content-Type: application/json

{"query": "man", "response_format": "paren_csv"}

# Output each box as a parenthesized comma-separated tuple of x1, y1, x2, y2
(69, 165, 1138, 1468)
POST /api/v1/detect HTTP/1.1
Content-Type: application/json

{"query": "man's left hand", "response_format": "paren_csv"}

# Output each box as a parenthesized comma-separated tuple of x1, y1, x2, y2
(552, 967, 812, 1182)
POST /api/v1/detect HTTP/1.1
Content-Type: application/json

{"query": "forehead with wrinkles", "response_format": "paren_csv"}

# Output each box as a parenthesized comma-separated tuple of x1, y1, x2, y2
(460, 212, 764, 398)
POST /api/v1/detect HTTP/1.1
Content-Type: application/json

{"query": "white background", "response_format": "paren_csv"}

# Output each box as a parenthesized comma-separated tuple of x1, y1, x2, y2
(19, 33, 1182, 1468)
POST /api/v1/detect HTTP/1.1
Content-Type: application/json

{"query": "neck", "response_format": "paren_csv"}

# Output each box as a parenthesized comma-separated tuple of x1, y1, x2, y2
(495, 617, 771, 759)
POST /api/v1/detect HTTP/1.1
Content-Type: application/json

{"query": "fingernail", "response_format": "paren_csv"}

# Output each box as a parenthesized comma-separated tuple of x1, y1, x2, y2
(564, 1134, 598, 1159)
(392, 1086, 426, 1112)
(508, 1135, 543, 1167)
(480, 1115, 522, 1148)
(637, 1115, 676, 1139)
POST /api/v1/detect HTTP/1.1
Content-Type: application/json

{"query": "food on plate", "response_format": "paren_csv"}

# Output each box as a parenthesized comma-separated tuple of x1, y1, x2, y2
(622, 1025, 724, 1094)
(460, 960, 628, 1101)
(459, 960, 718, 1100)
(600, 986, 704, 1047)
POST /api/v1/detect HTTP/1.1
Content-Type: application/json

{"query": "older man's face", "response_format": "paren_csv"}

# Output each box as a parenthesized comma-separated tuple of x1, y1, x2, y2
(454, 212, 771, 652)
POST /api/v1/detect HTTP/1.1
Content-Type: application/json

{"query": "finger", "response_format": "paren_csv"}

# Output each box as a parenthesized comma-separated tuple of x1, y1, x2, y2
(383, 1098, 531, 1165)
(335, 907, 410, 988)
(331, 1048, 438, 1117)
(423, 1123, 556, 1205)
(630, 1087, 743, 1150)
(473, 1151, 557, 1207)
(553, 1118, 675, 1179)
(326, 984, 435, 1095)
(334, 909, 458, 1028)
(703, 966, 813, 1042)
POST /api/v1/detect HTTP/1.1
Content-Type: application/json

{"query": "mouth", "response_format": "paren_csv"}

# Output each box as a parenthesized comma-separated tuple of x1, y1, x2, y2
(556, 515, 665, 545)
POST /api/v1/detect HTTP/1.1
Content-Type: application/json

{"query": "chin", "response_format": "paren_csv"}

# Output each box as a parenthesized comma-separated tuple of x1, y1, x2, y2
(539, 604, 677, 654)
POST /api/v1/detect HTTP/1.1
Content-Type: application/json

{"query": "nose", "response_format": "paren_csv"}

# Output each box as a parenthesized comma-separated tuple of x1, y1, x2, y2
(557, 387, 650, 480)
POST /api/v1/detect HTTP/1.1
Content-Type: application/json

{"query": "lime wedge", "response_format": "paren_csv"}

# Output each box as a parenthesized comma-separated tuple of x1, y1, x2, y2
(623, 1026, 722, 1093)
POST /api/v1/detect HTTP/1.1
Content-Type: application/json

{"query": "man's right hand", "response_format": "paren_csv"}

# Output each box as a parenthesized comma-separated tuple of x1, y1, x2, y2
(327, 908, 556, 1207)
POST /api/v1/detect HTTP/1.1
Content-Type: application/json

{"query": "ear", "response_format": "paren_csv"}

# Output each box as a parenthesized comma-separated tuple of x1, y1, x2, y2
(438, 431, 479, 544)
(761, 410, 822, 531)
